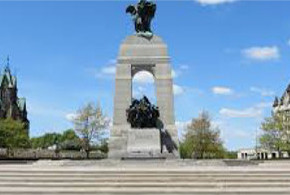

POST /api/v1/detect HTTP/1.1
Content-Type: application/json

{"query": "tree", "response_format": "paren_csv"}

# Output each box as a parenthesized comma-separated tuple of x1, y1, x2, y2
(260, 112, 290, 157)
(90, 139, 109, 154)
(61, 129, 79, 142)
(30, 129, 81, 150)
(0, 119, 30, 149)
(59, 129, 82, 151)
(31, 133, 62, 149)
(225, 151, 238, 159)
(180, 111, 225, 159)
(72, 102, 109, 158)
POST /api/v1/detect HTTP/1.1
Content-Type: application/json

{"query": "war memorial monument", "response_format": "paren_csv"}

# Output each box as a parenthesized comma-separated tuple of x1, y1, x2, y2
(109, 0, 179, 159)
(1, 1, 290, 195)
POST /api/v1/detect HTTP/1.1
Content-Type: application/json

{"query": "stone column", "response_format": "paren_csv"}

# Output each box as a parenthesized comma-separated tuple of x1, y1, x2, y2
(109, 63, 132, 159)
(113, 63, 132, 126)
(155, 63, 174, 126)
(155, 63, 179, 154)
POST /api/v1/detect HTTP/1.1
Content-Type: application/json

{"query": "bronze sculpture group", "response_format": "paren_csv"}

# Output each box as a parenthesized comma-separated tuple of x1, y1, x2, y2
(126, 96, 160, 129)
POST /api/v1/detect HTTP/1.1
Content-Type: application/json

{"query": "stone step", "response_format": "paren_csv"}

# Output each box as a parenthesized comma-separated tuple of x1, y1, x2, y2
(1, 169, 290, 173)
(2, 162, 290, 195)
(1, 172, 290, 177)
(1, 177, 290, 182)
(1, 181, 290, 188)
(0, 187, 290, 195)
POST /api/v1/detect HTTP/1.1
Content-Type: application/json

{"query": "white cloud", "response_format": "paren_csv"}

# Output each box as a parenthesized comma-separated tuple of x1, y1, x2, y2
(65, 112, 78, 122)
(242, 46, 280, 61)
(108, 59, 117, 65)
(172, 65, 190, 79)
(219, 101, 272, 119)
(137, 86, 146, 93)
(255, 102, 272, 109)
(94, 59, 117, 78)
(173, 84, 184, 96)
(212, 86, 233, 95)
(101, 66, 116, 75)
(195, 0, 237, 5)
(171, 70, 177, 78)
(28, 102, 67, 119)
(180, 65, 189, 70)
(133, 71, 154, 84)
(250, 87, 275, 97)
(220, 107, 262, 118)
(132, 85, 155, 101)
(224, 128, 253, 139)
(212, 119, 224, 129)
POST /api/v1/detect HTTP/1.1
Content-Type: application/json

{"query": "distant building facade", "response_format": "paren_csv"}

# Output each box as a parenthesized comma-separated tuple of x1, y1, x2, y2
(0, 60, 29, 136)
(272, 83, 290, 153)
(237, 148, 288, 160)
(238, 84, 290, 160)
(273, 84, 290, 116)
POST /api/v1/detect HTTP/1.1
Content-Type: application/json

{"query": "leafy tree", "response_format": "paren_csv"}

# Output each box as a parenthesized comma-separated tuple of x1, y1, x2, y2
(59, 140, 82, 151)
(0, 119, 30, 149)
(31, 133, 62, 149)
(30, 129, 81, 150)
(72, 102, 109, 158)
(90, 139, 109, 154)
(180, 111, 225, 159)
(225, 151, 237, 159)
(260, 112, 290, 157)
(60, 129, 79, 142)
(59, 129, 81, 150)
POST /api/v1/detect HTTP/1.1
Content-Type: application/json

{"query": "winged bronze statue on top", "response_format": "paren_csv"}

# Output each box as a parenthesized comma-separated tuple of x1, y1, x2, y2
(126, 0, 156, 38)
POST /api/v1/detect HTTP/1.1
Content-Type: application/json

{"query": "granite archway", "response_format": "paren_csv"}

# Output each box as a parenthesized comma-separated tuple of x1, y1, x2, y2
(109, 35, 179, 159)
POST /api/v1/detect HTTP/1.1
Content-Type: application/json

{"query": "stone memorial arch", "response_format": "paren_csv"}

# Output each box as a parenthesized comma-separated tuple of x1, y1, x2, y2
(108, 0, 179, 159)
(109, 35, 179, 159)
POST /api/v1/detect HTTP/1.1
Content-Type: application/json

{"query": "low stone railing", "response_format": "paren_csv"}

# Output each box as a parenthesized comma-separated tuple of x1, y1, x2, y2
(0, 148, 107, 160)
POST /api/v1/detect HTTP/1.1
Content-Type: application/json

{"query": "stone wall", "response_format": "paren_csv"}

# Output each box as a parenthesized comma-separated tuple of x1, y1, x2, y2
(0, 148, 107, 160)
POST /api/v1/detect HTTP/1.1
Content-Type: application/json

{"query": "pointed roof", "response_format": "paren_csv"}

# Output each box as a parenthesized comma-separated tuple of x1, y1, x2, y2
(0, 57, 17, 88)
(286, 84, 290, 93)
(273, 96, 279, 107)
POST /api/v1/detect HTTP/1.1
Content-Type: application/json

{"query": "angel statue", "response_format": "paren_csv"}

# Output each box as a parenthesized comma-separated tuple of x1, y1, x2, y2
(126, 0, 156, 38)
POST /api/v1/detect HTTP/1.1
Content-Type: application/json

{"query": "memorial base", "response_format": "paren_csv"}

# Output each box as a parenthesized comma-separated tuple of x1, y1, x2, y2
(109, 126, 179, 159)
(126, 128, 161, 159)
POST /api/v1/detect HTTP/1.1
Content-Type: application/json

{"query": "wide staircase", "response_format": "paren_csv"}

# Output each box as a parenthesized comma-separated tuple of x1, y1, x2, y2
(0, 160, 290, 195)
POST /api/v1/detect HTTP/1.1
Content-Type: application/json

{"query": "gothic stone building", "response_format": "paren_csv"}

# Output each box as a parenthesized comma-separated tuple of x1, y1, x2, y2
(237, 84, 290, 160)
(271, 83, 290, 158)
(273, 84, 290, 114)
(0, 65, 29, 136)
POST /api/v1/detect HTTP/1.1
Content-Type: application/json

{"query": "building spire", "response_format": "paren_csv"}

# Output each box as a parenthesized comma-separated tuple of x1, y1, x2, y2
(273, 96, 279, 107)
(5, 55, 10, 72)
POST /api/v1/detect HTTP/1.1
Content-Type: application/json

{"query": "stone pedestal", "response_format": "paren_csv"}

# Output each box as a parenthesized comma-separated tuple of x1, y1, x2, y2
(109, 35, 179, 159)
(127, 129, 161, 158)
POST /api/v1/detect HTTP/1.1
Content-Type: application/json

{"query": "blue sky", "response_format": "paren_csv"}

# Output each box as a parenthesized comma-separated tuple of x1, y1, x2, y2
(0, 0, 290, 150)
